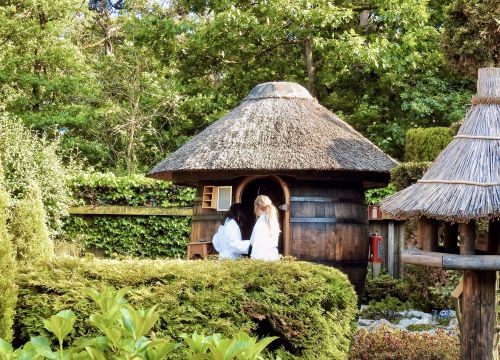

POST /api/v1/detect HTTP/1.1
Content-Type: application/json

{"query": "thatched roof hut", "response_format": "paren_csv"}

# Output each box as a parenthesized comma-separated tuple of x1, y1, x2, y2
(148, 82, 396, 185)
(381, 68, 500, 360)
(382, 68, 500, 223)
(149, 81, 396, 298)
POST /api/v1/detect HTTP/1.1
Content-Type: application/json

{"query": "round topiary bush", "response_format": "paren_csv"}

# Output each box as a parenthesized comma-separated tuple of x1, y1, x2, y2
(14, 258, 358, 359)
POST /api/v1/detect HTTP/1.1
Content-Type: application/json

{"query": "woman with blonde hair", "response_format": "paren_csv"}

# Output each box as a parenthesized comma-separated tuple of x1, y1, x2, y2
(249, 195, 280, 261)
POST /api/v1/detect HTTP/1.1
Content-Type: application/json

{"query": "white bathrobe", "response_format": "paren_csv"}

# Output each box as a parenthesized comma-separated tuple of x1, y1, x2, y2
(215, 219, 251, 260)
(250, 214, 280, 261)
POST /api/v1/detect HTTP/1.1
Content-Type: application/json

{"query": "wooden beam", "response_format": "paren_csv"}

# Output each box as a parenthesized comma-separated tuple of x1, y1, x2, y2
(459, 222, 476, 255)
(402, 249, 500, 270)
(69, 205, 193, 216)
(443, 223, 459, 253)
(401, 248, 444, 268)
(443, 255, 500, 271)
(417, 217, 438, 251)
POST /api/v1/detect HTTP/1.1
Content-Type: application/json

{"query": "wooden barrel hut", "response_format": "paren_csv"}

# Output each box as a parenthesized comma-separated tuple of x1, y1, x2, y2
(382, 67, 500, 360)
(148, 82, 396, 295)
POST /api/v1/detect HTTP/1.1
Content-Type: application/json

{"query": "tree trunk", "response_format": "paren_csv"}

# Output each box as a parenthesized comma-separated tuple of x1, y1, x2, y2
(304, 35, 316, 98)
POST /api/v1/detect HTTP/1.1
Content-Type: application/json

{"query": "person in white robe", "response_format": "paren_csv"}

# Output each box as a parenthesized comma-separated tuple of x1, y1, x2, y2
(249, 195, 280, 261)
(212, 203, 250, 260)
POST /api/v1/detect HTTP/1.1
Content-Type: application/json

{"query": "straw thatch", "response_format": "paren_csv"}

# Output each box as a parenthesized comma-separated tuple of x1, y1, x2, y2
(382, 68, 500, 222)
(148, 82, 396, 180)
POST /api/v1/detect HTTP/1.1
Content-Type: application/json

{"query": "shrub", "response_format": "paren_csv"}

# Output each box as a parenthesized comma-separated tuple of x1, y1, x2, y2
(404, 127, 453, 162)
(1, 287, 277, 359)
(406, 324, 434, 332)
(349, 327, 459, 360)
(360, 296, 411, 322)
(390, 162, 431, 191)
(362, 273, 408, 303)
(0, 112, 69, 237)
(63, 215, 191, 258)
(0, 165, 17, 342)
(404, 265, 459, 312)
(10, 183, 53, 262)
(14, 258, 358, 359)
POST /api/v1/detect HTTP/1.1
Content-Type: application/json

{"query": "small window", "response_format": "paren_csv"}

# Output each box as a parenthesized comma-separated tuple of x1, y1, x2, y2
(217, 186, 232, 211)
(202, 186, 217, 209)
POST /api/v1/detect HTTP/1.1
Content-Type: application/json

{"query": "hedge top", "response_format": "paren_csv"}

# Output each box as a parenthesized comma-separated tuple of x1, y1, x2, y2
(382, 67, 500, 222)
(147, 82, 396, 184)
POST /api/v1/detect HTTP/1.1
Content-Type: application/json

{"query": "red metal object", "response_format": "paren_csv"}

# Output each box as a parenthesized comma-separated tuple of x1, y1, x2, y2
(369, 232, 384, 263)
(368, 205, 383, 220)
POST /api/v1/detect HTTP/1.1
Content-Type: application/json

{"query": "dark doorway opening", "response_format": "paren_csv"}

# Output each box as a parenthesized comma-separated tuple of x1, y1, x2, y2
(240, 177, 285, 253)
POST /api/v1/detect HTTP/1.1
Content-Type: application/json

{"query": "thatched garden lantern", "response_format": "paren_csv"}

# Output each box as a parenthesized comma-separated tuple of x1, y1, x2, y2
(382, 68, 500, 360)
(148, 82, 396, 296)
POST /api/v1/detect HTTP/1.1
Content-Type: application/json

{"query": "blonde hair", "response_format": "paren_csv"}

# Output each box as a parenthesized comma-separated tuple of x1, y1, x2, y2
(254, 195, 280, 235)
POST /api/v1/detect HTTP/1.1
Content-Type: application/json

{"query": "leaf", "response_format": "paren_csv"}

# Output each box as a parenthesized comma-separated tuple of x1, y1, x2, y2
(43, 310, 76, 346)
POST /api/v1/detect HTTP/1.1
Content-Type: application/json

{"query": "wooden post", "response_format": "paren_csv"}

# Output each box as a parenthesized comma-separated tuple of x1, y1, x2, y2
(387, 221, 395, 276)
(459, 221, 497, 360)
(398, 223, 405, 277)
(459, 222, 476, 255)
(417, 217, 438, 251)
(444, 222, 459, 253)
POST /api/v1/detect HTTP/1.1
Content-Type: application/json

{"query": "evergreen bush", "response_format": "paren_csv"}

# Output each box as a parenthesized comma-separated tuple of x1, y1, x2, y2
(0, 165, 17, 342)
(390, 162, 432, 191)
(0, 112, 69, 237)
(14, 258, 358, 359)
(10, 183, 53, 262)
(404, 127, 453, 162)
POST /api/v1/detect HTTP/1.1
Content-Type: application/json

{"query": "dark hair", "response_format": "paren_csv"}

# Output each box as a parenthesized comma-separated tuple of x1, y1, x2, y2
(222, 203, 247, 229)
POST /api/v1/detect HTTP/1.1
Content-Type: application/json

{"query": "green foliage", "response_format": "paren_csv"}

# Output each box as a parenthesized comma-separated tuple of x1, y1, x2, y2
(0, 112, 69, 237)
(360, 296, 411, 322)
(349, 327, 459, 359)
(14, 258, 358, 359)
(364, 184, 396, 205)
(68, 173, 195, 208)
(1, 287, 276, 360)
(404, 127, 453, 162)
(64, 173, 194, 258)
(10, 183, 53, 262)
(63, 215, 191, 258)
(404, 265, 460, 312)
(442, 0, 500, 78)
(362, 274, 407, 303)
(390, 162, 432, 191)
(0, 167, 17, 342)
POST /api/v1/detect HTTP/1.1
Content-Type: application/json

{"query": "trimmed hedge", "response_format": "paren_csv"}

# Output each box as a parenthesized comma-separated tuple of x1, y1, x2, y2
(14, 258, 358, 359)
(63, 173, 196, 258)
(405, 127, 453, 162)
(390, 162, 431, 191)
(68, 172, 195, 207)
(63, 215, 191, 258)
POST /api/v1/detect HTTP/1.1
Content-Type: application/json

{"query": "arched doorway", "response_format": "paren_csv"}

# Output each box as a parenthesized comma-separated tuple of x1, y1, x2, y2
(235, 176, 290, 255)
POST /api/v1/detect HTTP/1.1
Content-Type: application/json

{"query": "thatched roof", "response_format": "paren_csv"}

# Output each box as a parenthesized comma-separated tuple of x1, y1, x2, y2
(148, 82, 396, 182)
(382, 67, 500, 222)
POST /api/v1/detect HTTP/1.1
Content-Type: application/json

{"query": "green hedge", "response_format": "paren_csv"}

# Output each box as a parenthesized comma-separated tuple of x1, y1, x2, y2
(63, 215, 191, 258)
(68, 172, 195, 207)
(390, 162, 431, 191)
(64, 173, 196, 258)
(404, 127, 453, 162)
(14, 258, 358, 359)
